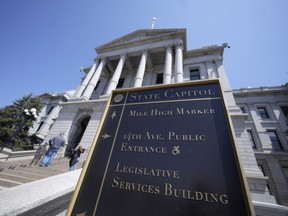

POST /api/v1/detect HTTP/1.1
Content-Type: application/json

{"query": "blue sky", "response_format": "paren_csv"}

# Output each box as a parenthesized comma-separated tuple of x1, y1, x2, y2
(0, 0, 287, 108)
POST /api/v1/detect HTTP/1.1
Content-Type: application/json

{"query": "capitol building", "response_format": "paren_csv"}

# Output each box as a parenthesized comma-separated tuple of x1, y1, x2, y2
(25, 28, 288, 215)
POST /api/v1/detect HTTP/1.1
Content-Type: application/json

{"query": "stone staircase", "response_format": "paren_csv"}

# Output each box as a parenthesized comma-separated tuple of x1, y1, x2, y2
(0, 157, 83, 190)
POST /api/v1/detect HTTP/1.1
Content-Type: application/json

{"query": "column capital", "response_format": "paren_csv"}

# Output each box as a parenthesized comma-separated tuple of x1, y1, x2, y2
(94, 57, 100, 63)
(119, 53, 127, 59)
(174, 41, 184, 49)
(100, 57, 107, 65)
(165, 44, 173, 49)
(98, 56, 107, 61)
(141, 49, 149, 54)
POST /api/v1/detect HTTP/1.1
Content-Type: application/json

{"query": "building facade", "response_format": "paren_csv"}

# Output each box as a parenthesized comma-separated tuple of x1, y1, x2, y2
(31, 29, 288, 215)
(233, 84, 288, 208)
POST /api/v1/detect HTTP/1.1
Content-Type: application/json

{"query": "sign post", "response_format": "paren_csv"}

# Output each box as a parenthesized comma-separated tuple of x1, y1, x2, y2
(67, 79, 254, 216)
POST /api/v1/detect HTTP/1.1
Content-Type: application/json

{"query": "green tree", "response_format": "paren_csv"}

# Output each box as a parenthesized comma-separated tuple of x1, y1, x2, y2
(0, 94, 41, 151)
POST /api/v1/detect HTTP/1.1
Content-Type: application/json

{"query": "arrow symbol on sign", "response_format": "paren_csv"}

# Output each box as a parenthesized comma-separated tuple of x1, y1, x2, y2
(102, 133, 111, 139)
(111, 110, 116, 119)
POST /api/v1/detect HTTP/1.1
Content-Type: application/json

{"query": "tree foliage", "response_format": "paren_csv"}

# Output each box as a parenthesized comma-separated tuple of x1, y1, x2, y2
(0, 94, 41, 151)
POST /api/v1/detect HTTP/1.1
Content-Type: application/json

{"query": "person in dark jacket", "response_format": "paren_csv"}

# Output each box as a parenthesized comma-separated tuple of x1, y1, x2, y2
(41, 132, 66, 167)
(69, 145, 84, 171)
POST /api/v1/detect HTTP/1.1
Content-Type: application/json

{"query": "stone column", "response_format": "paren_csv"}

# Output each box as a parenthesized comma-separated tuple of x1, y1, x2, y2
(163, 45, 173, 84)
(105, 54, 126, 95)
(35, 104, 62, 139)
(74, 59, 99, 98)
(174, 42, 184, 83)
(134, 50, 148, 87)
(82, 58, 107, 100)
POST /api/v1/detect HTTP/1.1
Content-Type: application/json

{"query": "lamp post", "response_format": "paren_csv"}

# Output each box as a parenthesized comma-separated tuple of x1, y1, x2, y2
(3, 108, 38, 150)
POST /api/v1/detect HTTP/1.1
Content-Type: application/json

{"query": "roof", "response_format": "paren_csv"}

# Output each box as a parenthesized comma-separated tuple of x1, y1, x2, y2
(95, 29, 187, 54)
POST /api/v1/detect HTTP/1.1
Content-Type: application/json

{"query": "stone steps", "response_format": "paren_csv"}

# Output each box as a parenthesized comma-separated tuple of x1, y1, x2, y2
(1, 168, 47, 180)
(0, 178, 21, 188)
(0, 172, 34, 184)
(0, 157, 83, 190)
(0, 160, 68, 176)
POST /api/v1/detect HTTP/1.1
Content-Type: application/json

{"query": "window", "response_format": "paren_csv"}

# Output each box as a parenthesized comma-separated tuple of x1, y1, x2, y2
(280, 106, 288, 125)
(156, 73, 163, 84)
(117, 78, 125, 88)
(268, 131, 283, 151)
(258, 165, 266, 176)
(47, 106, 54, 115)
(282, 166, 288, 182)
(257, 107, 269, 119)
(190, 69, 200, 80)
(36, 121, 44, 132)
(247, 130, 257, 149)
(240, 107, 246, 113)
(280, 106, 288, 117)
(258, 164, 271, 194)
(281, 106, 288, 137)
(93, 80, 101, 91)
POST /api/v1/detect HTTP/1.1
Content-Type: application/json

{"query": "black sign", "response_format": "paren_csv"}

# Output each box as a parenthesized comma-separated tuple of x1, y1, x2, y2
(67, 79, 254, 216)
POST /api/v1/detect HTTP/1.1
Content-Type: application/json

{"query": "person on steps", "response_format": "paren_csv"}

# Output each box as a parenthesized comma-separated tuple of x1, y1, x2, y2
(41, 132, 66, 167)
(69, 145, 85, 171)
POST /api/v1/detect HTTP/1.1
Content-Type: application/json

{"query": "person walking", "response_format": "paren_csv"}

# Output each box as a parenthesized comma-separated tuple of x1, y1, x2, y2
(69, 145, 85, 171)
(41, 132, 66, 167)
(29, 143, 48, 166)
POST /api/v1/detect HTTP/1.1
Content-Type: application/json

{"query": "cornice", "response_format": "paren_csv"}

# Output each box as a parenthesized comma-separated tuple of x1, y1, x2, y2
(95, 29, 187, 54)
(185, 45, 225, 58)
(233, 84, 288, 96)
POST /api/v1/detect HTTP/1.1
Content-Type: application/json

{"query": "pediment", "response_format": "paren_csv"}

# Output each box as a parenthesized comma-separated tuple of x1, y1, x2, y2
(96, 29, 186, 53)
